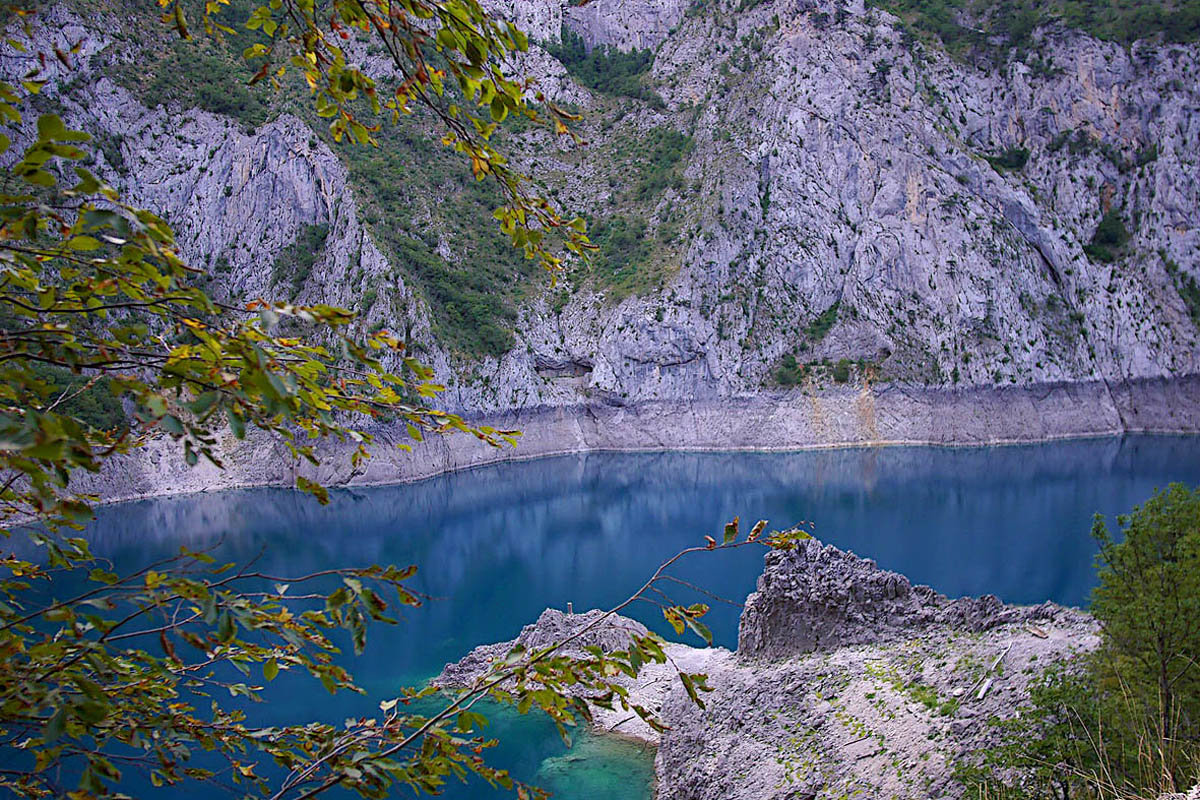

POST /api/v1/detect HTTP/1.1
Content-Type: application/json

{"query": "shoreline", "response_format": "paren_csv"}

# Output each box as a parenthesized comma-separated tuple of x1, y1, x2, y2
(88, 427, 1197, 508)
(70, 374, 1200, 506)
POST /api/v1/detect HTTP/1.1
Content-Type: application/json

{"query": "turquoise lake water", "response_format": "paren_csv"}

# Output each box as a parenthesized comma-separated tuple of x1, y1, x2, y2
(20, 435, 1200, 797)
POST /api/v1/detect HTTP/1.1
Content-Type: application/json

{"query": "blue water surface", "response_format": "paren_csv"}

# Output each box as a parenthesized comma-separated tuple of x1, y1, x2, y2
(21, 435, 1200, 798)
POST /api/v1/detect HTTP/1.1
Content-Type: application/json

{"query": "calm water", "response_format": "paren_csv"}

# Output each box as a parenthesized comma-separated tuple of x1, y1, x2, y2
(21, 435, 1200, 797)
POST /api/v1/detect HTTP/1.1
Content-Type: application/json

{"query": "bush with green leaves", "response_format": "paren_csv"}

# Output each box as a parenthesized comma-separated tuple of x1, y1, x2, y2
(986, 146, 1030, 172)
(1084, 209, 1130, 263)
(958, 484, 1200, 798)
(1090, 483, 1200, 789)
(805, 301, 839, 342)
(271, 222, 330, 300)
(634, 128, 693, 202)
(1165, 258, 1200, 329)
(546, 27, 662, 105)
(871, 0, 1200, 61)
(831, 358, 852, 383)
(588, 214, 657, 297)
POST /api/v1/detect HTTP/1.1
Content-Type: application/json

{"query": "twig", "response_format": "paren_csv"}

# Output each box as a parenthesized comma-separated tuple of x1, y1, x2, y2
(969, 641, 1013, 701)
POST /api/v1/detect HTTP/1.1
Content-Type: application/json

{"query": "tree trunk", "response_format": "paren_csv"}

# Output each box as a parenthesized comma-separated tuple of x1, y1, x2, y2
(1160, 661, 1176, 791)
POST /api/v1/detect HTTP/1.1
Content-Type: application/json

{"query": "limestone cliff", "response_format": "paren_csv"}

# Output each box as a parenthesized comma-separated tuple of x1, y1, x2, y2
(3, 0, 1199, 496)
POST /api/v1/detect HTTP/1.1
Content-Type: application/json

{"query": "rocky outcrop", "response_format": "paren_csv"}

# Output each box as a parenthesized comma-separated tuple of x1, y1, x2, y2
(663, 541, 1097, 799)
(439, 539, 1099, 799)
(564, 0, 689, 52)
(1159, 786, 1200, 800)
(435, 608, 713, 744)
(435, 608, 650, 688)
(738, 538, 1058, 659)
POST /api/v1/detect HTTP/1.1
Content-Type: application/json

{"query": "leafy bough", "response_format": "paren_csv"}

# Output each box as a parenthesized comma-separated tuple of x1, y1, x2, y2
(0, 516, 810, 799)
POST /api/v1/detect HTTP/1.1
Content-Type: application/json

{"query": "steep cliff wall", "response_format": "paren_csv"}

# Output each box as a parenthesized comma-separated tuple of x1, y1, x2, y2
(4, 0, 1199, 497)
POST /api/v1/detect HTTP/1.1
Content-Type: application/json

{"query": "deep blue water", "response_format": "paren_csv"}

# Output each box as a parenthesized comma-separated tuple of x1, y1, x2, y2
(15, 435, 1200, 798)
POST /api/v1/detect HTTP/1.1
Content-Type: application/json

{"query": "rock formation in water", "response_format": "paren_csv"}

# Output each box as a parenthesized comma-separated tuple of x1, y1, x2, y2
(4, 0, 1200, 498)
(435, 607, 713, 744)
(738, 538, 1060, 658)
(440, 539, 1099, 798)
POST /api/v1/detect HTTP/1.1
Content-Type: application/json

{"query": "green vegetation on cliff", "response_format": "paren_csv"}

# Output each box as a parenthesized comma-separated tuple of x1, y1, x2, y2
(546, 27, 663, 106)
(334, 119, 537, 357)
(872, 0, 1200, 57)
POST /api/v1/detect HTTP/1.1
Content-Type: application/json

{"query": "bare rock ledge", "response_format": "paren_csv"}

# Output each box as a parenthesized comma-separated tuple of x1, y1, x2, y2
(438, 538, 1099, 799)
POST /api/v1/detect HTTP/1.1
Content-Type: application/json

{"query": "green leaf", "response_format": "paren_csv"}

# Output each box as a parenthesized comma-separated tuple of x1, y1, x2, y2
(227, 408, 245, 439)
(201, 592, 219, 624)
(74, 700, 109, 723)
(217, 611, 236, 642)
(189, 391, 220, 416)
(36, 114, 86, 142)
(44, 708, 67, 743)
(684, 615, 713, 646)
(679, 672, 702, 707)
(264, 659, 279, 681)
(662, 607, 684, 636)
(456, 710, 488, 732)
(296, 475, 329, 504)
(66, 235, 103, 251)
(490, 95, 508, 122)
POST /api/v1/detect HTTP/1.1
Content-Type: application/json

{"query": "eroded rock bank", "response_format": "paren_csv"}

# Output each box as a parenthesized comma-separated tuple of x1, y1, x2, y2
(438, 538, 1099, 799)
(74, 373, 1200, 504)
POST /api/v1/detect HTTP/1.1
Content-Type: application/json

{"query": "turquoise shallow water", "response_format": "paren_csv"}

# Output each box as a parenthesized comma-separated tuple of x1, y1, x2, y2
(12, 435, 1200, 797)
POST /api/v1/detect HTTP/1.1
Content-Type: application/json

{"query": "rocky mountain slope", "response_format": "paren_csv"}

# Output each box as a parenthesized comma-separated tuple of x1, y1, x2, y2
(4, 0, 1200, 493)
(439, 538, 1100, 799)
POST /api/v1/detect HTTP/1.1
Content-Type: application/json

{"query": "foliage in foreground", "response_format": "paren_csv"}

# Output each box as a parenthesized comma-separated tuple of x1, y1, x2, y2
(0, 3, 804, 799)
(0, 510, 810, 799)
(957, 484, 1200, 798)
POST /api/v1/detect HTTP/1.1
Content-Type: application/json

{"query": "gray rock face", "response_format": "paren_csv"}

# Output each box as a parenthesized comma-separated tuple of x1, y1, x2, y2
(564, 0, 689, 52)
(4, 3, 1200, 503)
(738, 539, 1057, 659)
(12, 0, 1200, 424)
(657, 606, 1097, 800)
(653, 539, 1095, 799)
(435, 608, 649, 688)
(66, 373, 1200, 503)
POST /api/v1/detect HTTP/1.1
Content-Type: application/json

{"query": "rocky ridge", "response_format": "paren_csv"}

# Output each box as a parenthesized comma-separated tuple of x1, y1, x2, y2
(439, 538, 1099, 799)
(738, 539, 1061, 659)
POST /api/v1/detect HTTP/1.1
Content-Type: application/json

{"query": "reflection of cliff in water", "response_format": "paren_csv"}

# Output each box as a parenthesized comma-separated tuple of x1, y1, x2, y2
(90, 432, 1175, 537)
(60, 435, 1199, 649)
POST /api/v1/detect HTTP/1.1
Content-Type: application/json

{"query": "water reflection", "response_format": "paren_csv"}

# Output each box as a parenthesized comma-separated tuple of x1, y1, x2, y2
(44, 434, 1200, 799)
